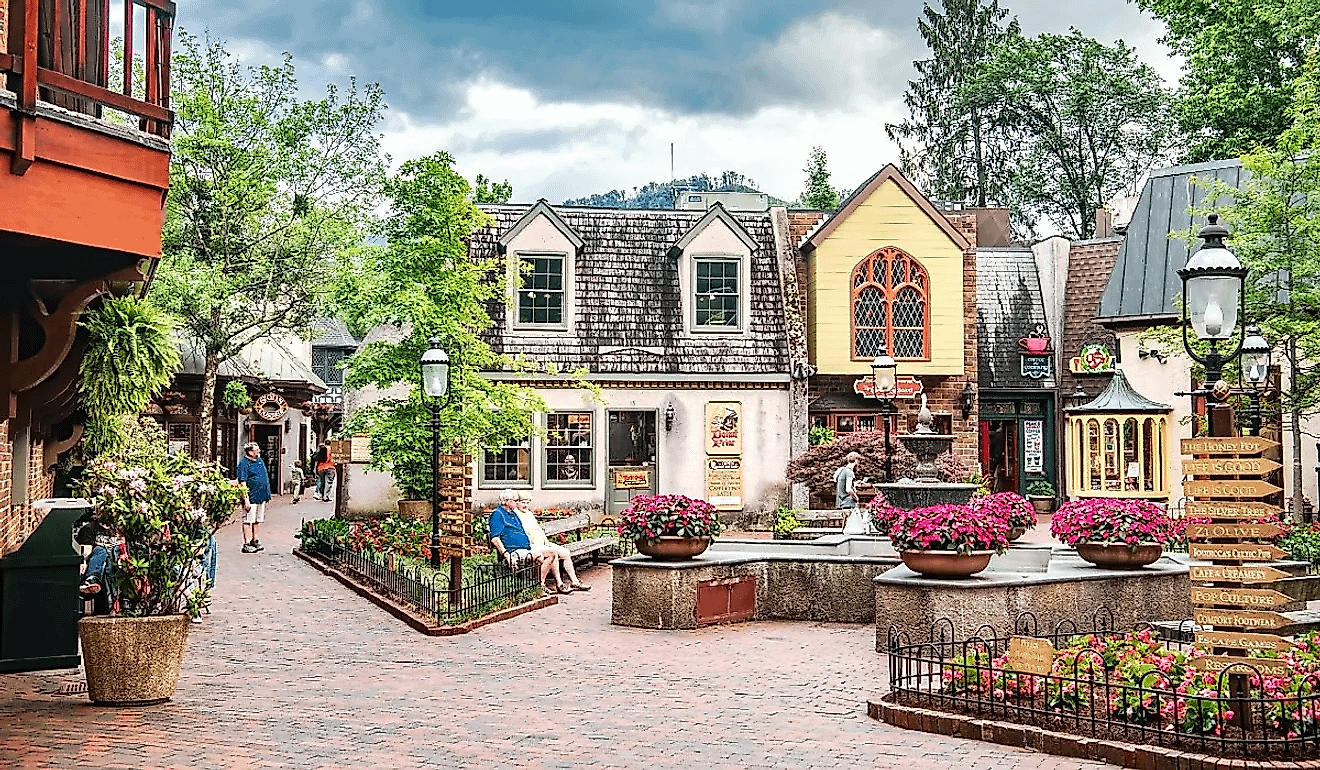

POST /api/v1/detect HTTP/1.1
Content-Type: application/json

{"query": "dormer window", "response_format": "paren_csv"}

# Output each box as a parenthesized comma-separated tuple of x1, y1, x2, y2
(517, 254, 566, 328)
(695, 258, 740, 327)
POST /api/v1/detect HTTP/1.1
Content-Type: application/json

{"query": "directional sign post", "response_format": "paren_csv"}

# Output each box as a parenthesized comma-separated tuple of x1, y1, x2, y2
(1184, 480, 1284, 498)
(1185, 501, 1284, 520)
(1190, 586, 1293, 609)
(1194, 630, 1296, 653)
(1193, 608, 1291, 630)
(1188, 543, 1288, 562)
(1185, 522, 1286, 540)
(1190, 564, 1290, 583)
(1181, 436, 1280, 455)
(1182, 457, 1282, 476)
(1189, 655, 1293, 678)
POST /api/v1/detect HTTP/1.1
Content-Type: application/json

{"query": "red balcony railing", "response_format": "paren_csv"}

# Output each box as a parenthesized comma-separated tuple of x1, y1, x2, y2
(1, 0, 173, 138)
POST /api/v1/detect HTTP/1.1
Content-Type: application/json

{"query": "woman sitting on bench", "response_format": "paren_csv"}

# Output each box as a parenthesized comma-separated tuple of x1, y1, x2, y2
(514, 492, 590, 593)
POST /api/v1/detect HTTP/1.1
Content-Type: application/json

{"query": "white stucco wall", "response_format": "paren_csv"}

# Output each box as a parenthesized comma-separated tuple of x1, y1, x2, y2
(471, 385, 792, 513)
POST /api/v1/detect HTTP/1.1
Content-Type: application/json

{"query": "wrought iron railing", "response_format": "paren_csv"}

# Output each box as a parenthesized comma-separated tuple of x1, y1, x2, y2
(887, 611, 1320, 759)
(300, 536, 542, 625)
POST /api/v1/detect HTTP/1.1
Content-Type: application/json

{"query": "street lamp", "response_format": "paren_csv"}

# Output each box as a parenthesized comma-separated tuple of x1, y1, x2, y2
(871, 345, 897, 482)
(1241, 324, 1270, 436)
(420, 338, 450, 568)
(1177, 214, 1248, 396)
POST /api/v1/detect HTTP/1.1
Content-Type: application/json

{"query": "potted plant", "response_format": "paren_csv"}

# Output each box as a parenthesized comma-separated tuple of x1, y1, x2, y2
(968, 491, 1037, 542)
(868, 495, 903, 538)
(1050, 498, 1175, 569)
(888, 503, 1009, 578)
(76, 418, 245, 705)
(1024, 479, 1057, 515)
(617, 494, 724, 560)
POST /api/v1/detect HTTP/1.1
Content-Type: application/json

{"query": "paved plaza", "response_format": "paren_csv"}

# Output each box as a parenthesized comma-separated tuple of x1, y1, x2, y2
(0, 498, 1105, 769)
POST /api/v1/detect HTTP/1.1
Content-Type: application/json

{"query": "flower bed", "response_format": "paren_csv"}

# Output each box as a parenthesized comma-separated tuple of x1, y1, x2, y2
(889, 621, 1320, 758)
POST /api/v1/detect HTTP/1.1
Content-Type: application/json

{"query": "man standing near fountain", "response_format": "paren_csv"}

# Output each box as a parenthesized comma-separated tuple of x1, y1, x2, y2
(834, 452, 861, 509)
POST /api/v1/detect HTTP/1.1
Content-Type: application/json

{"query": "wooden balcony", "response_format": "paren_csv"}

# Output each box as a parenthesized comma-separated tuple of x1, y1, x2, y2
(0, 0, 173, 263)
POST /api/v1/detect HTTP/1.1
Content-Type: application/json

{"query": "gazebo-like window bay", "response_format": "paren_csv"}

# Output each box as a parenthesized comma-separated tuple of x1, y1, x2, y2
(1065, 370, 1172, 500)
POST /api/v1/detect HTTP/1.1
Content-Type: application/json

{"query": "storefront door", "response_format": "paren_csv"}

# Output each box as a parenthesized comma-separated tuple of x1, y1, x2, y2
(978, 399, 1055, 495)
(249, 423, 282, 494)
(606, 410, 657, 516)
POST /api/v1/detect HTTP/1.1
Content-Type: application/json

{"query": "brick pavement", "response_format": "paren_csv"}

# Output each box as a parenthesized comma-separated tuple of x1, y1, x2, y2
(0, 496, 1107, 769)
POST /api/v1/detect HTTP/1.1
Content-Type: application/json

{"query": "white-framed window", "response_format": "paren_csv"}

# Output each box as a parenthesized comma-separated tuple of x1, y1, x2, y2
(516, 254, 566, 328)
(544, 412, 594, 487)
(694, 257, 740, 328)
(480, 437, 532, 487)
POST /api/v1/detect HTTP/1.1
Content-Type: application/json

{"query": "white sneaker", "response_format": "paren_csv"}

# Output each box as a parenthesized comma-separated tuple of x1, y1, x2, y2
(190, 616, 203, 624)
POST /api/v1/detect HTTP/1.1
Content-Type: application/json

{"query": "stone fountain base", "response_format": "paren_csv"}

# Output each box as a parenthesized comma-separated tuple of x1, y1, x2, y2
(875, 481, 978, 510)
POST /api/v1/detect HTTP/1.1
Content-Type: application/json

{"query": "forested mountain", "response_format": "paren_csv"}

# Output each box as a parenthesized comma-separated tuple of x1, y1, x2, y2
(564, 171, 786, 208)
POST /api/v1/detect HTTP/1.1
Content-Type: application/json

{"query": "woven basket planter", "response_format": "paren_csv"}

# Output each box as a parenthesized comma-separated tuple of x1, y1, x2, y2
(78, 615, 191, 705)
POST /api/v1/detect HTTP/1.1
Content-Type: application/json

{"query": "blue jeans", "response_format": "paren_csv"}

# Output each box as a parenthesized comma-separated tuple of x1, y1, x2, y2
(317, 469, 334, 499)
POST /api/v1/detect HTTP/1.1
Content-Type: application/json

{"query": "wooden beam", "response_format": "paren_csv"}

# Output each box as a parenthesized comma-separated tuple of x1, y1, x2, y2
(43, 422, 82, 472)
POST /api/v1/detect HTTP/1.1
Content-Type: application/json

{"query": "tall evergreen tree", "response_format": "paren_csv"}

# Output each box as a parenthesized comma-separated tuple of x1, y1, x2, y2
(800, 146, 840, 210)
(885, 0, 1020, 207)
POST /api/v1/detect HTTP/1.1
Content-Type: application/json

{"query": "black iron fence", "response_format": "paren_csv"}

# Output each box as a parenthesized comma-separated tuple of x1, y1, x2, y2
(887, 611, 1320, 759)
(300, 536, 541, 625)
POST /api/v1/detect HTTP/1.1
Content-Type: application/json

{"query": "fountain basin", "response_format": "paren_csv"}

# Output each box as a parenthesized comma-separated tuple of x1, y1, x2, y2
(876, 481, 978, 510)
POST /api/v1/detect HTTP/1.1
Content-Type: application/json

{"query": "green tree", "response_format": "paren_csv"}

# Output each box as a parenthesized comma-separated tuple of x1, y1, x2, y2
(342, 152, 547, 501)
(976, 29, 1176, 238)
(153, 33, 387, 460)
(885, 0, 1020, 208)
(800, 146, 840, 210)
(473, 174, 513, 204)
(1197, 55, 1320, 518)
(1135, 0, 1316, 162)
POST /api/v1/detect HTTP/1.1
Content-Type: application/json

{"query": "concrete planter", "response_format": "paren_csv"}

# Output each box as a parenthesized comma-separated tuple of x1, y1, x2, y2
(898, 550, 993, 578)
(1075, 543, 1163, 569)
(78, 614, 190, 705)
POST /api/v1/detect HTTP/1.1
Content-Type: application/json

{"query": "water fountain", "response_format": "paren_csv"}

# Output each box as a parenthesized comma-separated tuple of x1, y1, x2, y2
(875, 395, 977, 510)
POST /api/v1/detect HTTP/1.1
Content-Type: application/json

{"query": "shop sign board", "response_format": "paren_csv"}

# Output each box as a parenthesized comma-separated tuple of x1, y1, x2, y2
(705, 457, 743, 510)
(704, 401, 742, 455)
(615, 470, 651, 489)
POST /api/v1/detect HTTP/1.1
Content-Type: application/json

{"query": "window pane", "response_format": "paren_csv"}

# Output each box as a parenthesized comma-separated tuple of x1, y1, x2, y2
(518, 256, 564, 325)
(854, 286, 886, 357)
(483, 438, 531, 483)
(545, 413, 593, 484)
(695, 260, 739, 326)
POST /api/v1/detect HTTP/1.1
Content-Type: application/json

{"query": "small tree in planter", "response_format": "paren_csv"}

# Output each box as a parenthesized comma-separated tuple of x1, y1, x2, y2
(76, 418, 245, 704)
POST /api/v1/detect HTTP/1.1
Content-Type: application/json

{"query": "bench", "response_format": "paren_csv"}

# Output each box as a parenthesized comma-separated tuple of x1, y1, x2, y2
(541, 512, 619, 566)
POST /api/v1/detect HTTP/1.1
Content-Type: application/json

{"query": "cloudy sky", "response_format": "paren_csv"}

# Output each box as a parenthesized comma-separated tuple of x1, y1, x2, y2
(182, 0, 1181, 204)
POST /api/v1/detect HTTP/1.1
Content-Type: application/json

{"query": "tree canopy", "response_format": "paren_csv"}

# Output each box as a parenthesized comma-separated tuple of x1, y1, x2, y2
(799, 146, 841, 210)
(885, 0, 1020, 209)
(152, 32, 387, 459)
(1134, 0, 1316, 162)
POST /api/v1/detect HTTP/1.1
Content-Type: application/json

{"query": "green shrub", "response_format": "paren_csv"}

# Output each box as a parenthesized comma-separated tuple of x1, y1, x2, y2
(1025, 479, 1056, 497)
(808, 426, 835, 446)
(773, 504, 805, 537)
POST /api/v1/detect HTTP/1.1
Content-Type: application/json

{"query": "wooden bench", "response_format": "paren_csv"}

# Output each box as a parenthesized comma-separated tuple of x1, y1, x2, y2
(541, 512, 618, 565)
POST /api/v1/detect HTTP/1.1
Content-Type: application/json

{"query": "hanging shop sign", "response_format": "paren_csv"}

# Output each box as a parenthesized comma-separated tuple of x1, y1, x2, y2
(1068, 342, 1116, 374)
(853, 375, 923, 400)
(615, 469, 651, 489)
(252, 392, 288, 421)
(704, 401, 742, 455)
(1020, 355, 1052, 380)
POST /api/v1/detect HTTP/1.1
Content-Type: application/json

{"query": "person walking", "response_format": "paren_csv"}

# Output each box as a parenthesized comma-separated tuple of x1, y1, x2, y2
(237, 442, 271, 553)
(313, 441, 335, 502)
(833, 451, 861, 510)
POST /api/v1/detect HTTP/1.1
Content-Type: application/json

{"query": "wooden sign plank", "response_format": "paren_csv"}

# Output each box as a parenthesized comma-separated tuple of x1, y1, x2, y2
(1189, 543, 1289, 562)
(434, 535, 470, 548)
(1185, 501, 1284, 520)
(1184, 480, 1284, 498)
(1182, 457, 1282, 476)
(1189, 654, 1293, 677)
(1006, 636, 1055, 676)
(1190, 564, 1289, 583)
(1185, 522, 1285, 540)
(1191, 586, 1294, 608)
(1182, 436, 1279, 455)
(1195, 630, 1296, 653)
(1193, 608, 1291, 629)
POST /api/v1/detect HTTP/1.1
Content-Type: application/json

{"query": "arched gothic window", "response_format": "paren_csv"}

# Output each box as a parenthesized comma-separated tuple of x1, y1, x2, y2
(851, 247, 929, 359)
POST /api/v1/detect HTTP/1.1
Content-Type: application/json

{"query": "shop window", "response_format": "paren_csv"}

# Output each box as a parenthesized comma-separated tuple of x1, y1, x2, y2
(1068, 413, 1170, 499)
(481, 437, 532, 486)
(545, 412, 593, 486)
(851, 247, 929, 360)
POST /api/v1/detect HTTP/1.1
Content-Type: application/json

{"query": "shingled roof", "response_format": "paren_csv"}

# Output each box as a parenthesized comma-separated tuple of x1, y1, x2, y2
(1098, 159, 1247, 323)
(471, 204, 789, 375)
(976, 248, 1055, 390)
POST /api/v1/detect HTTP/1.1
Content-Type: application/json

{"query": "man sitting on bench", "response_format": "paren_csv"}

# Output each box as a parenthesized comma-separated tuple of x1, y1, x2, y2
(489, 489, 564, 595)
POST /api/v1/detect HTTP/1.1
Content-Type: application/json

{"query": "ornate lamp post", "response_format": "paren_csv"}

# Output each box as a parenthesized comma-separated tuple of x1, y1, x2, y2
(1177, 215, 1248, 431)
(1241, 324, 1270, 436)
(420, 338, 451, 568)
(871, 345, 897, 482)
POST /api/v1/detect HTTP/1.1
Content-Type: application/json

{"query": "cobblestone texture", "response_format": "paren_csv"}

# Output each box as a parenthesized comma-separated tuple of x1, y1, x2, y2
(0, 496, 1107, 769)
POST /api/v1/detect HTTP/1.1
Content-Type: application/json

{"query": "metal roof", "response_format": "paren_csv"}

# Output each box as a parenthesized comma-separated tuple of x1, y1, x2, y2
(311, 316, 359, 350)
(1066, 369, 1170, 413)
(177, 337, 326, 390)
(1097, 159, 1248, 322)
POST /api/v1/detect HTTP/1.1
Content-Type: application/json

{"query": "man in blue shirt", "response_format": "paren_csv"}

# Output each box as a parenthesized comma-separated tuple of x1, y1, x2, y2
(236, 442, 272, 553)
(488, 489, 533, 567)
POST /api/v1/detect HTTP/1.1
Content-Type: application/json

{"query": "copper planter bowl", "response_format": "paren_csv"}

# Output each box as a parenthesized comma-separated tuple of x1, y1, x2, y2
(899, 550, 994, 578)
(635, 536, 712, 560)
(1075, 542, 1163, 569)
(1007, 526, 1028, 542)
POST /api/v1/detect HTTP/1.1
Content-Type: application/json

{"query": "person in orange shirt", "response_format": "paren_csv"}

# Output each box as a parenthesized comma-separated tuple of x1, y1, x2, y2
(313, 441, 335, 502)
